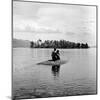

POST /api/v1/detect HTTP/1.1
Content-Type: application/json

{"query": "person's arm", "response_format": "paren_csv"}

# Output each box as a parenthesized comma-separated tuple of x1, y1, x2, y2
(51, 51, 53, 56)
(58, 52, 60, 56)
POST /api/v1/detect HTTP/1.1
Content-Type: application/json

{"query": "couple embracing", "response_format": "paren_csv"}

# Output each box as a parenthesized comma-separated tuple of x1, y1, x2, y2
(51, 48, 60, 61)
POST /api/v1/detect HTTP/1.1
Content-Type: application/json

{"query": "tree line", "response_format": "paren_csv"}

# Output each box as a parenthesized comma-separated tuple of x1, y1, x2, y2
(30, 39, 89, 49)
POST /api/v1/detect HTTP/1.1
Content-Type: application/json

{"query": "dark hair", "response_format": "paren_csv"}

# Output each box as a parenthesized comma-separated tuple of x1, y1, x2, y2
(57, 50, 59, 53)
(54, 48, 56, 51)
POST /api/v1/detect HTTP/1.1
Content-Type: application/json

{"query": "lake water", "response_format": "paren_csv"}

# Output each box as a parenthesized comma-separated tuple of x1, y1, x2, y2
(13, 48, 97, 99)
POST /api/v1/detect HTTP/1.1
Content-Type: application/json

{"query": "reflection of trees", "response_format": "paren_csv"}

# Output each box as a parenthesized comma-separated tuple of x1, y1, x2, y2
(51, 65, 60, 79)
(30, 40, 89, 49)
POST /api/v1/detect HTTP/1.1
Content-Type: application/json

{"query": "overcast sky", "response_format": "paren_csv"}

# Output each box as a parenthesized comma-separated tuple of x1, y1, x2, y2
(13, 1, 96, 46)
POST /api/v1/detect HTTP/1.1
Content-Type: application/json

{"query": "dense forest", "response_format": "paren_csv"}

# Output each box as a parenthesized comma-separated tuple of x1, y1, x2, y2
(30, 39, 89, 49)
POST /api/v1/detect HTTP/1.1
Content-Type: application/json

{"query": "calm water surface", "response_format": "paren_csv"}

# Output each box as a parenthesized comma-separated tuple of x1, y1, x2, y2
(13, 48, 97, 99)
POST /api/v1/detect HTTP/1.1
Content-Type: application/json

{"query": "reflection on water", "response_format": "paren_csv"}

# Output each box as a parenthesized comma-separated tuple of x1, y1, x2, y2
(13, 48, 97, 99)
(51, 65, 60, 80)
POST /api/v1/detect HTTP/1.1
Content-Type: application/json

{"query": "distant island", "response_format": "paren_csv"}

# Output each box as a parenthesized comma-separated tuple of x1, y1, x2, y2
(13, 39, 89, 49)
(12, 39, 30, 48)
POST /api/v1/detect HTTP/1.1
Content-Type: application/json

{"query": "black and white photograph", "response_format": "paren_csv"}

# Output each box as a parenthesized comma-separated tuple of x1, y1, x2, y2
(12, 0, 97, 99)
